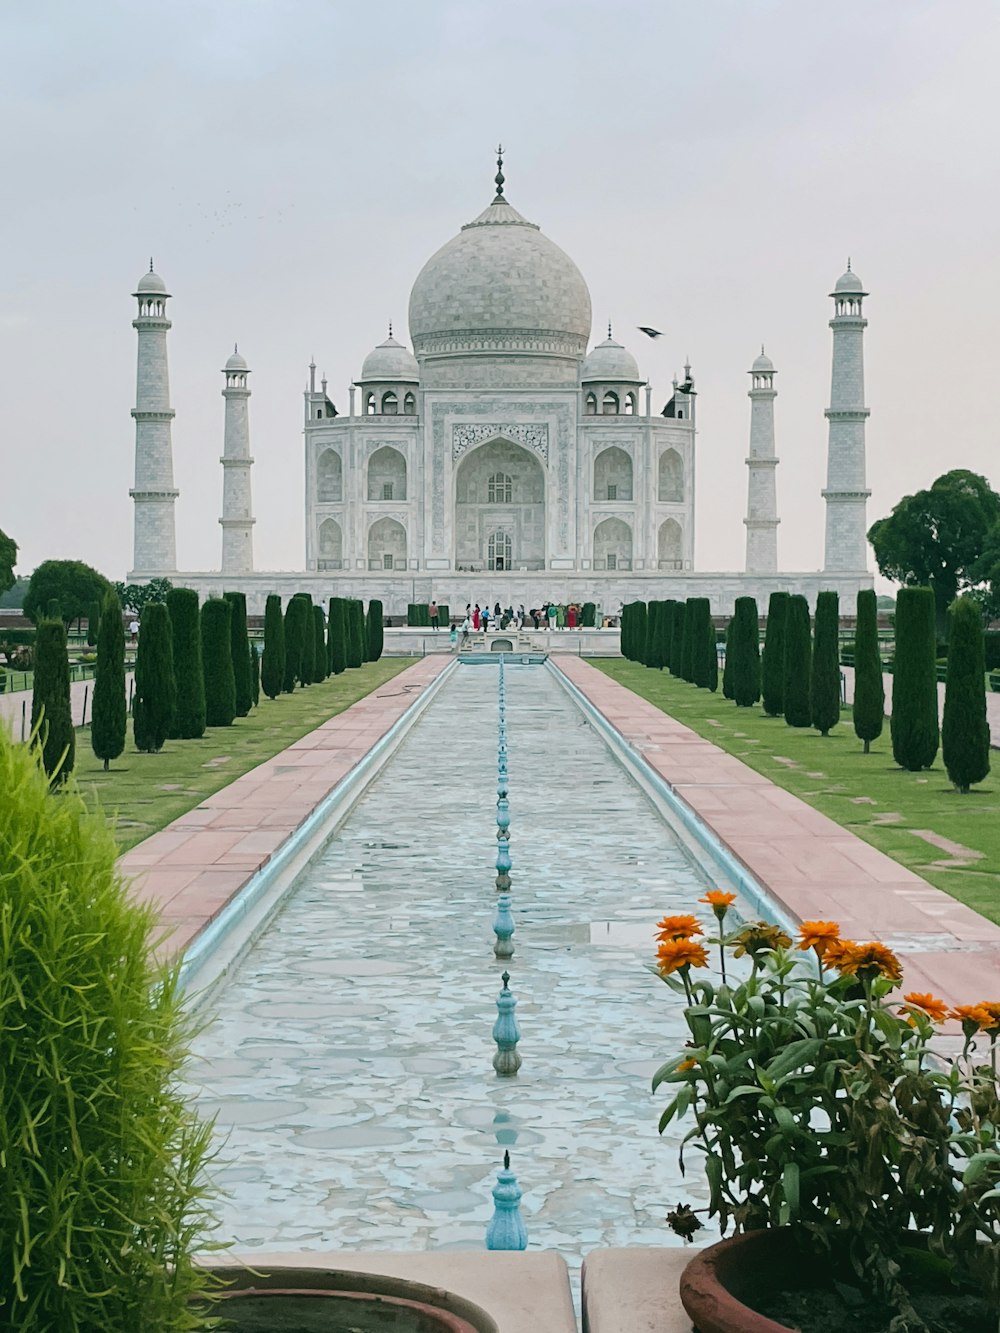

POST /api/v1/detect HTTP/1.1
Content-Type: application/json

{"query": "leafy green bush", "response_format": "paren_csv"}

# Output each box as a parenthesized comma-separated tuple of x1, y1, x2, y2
(810, 590, 840, 736)
(23, 558, 110, 625)
(942, 596, 990, 793)
(581, 601, 596, 628)
(852, 588, 884, 753)
(690, 598, 717, 690)
(30, 619, 74, 783)
(328, 597, 347, 675)
(782, 594, 812, 727)
(133, 603, 176, 753)
(260, 594, 285, 700)
(730, 597, 761, 708)
(310, 604, 327, 682)
(201, 598, 236, 727)
(761, 591, 789, 717)
(669, 602, 685, 676)
(890, 586, 939, 771)
(0, 725, 219, 1328)
(282, 596, 306, 693)
(367, 599, 384, 662)
(224, 592, 253, 715)
(166, 588, 205, 740)
(91, 592, 127, 771)
(346, 600, 364, 668)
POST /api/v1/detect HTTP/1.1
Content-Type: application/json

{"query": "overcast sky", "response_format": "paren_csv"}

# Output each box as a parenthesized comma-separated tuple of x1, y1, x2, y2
(2, 1, 998, 584)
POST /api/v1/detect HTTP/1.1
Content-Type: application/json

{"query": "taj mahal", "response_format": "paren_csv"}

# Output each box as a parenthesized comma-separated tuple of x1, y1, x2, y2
(128, 156, 874, 615)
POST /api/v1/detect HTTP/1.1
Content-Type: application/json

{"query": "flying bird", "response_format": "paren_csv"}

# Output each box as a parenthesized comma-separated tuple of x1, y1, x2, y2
(637, 326, 663, 339)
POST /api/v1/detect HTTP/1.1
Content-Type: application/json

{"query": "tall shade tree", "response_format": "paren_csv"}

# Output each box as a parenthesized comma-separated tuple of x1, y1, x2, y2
(329, 597, 347, 675)
(24, 558, 110, 625)
(223, 591, 253, 716)
(201, 598, 236, 727)
(782, 595, 812, 728)
(311, 604, 327, 682)
(132, 602, 176, 754)
(31, 619, 74, 782)
(810, 591, 841, 736)
(91, 592, 126, 771)
(165, 588, 205, 739)
(761, 591, 789, 717)
(942, 596, 990, 793)
(852, 588, 884, 753)
(346, 600, 364, 669)
(669, 601, 685, 676)
(366, 599, 384, 662)
(282, 596, 306, 693)
(260, 594, 285, 700)
(730, 596, 762, 708)
(868, 468, 1000, 638)
(0, 525, 16, 594)
(890, 586, 939, 771)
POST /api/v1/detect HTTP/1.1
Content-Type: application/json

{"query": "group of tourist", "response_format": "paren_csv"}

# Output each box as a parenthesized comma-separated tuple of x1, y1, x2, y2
(445, 602, 588, 634)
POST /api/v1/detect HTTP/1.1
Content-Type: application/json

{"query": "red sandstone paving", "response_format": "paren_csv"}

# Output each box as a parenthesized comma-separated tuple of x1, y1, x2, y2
(553, 656, 1000, 1006)
(119, 658, 449, 958)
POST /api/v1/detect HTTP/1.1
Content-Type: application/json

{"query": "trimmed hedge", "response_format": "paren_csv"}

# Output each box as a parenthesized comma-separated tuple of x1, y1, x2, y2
(261, 594, 285, 700)
(942, 596, 990, 792)
(311, 604, 327, 682)
(295, 594, 315, 686)
(890, 586, 939, 772)
(853, 588, 884, 753)
(329, 597, 347, 675)
(782, 595, 812, 728)
(680, 599, 696, 683)
(282, 596, 306, 692)
(581, 601, 596, 628)
(669, 601, 685, 676)
(346, 600, 364, 668)
(762, 591, 789, 717)
(810, 590, 841, 736)
(91, 592, 127, 771)
(133, 602, 176, 753)
(689, 598, 717, 691)
(166, 588, 205, 739)
(367, 600, 384, 662)
(224, 591, 253, 715)
(201, 598, 236, 727)
(730, 596, 761, 708)
(31, 619, 74, 782)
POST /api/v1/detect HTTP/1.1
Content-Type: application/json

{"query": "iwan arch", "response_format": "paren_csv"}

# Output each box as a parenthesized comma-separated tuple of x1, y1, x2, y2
(127, 157, 874, 614)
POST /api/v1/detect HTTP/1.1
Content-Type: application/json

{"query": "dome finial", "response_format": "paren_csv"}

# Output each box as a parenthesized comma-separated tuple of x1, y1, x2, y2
(847, 257, 852, 271)
(494, 143, 506, 200)
(388, 320, 393, 338)
(149, 257, 154, 273)
(234, 342, 238, 354)
(607, 320, 612, 340)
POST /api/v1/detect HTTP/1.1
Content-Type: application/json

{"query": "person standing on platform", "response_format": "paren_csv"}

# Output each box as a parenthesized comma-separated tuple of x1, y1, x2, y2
(429, 599, 439, 631)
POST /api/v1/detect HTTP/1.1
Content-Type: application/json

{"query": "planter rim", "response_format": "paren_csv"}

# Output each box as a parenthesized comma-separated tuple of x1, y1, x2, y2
(214, 1285, 482, 1331)
(679, 1230, 816, 1333)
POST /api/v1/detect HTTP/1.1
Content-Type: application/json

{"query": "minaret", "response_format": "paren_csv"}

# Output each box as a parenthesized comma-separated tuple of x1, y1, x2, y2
(219, 347, 255, 574)
(823, 263, 871, 571)
(744, 348, 779, 573)
(129, 262, 178, 575)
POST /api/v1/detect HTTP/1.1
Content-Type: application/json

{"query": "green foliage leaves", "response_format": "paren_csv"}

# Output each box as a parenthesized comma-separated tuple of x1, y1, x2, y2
(366, 599, 384, 662)
(783, 595, 812, 727)
(24, 559, 110, 625)
(346, 600, 364, 669)
(113, 578, 174, 617)
(810, 591, 840, 736)
(328, 598, 347, 675)
(260, 594, 285, 699)
(0, 726, 218, 1328)
(891, 586, 939, 771)
(0, 526, 16, 595)
(132, 602, 176, 754)
(223, 591, 253, 715)
(942, 596, 990, 793)
(201, 598, 236, 727)
(730, 596, 761, 708)
(761, 591, 789, 717)
(30, 619, 74, 782)
(166, 588, 206, 740)
(91, 592, 127, 769)
(853, 588, 884, 752)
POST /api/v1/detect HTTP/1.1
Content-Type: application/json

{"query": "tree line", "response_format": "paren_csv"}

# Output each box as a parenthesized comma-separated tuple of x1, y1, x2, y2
(620, 587, 990, 794)
(29, 591, 384, 784)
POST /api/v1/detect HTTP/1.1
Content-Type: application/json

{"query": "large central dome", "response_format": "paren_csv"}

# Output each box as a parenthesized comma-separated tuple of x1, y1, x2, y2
(407, 191, 592, 370)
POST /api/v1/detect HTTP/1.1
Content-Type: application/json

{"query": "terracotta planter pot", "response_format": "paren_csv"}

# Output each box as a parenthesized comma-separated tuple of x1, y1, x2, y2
(679, 1230, 808, 1333)
(196, 1265, 498, 1332)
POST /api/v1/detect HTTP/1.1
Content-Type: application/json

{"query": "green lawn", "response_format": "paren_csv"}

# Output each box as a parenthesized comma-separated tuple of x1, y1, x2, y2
(76, 659, 417, 851)
(590, 660, 1000, 928)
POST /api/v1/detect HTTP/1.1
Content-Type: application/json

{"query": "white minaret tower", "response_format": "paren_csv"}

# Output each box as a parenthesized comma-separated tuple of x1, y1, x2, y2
(219, 346, 255, 574)
(129, 262, 178, 575)
(744, 348, 779, 573)
(822, 263, 871, 571)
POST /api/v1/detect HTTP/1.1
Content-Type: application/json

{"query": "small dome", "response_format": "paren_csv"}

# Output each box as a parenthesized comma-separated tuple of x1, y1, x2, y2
(751, 350, 774, 373)
(225, 348, 248, 371)
(359, 334, 419, 383)
(833, 267, 864, 294)
(136, 268, 167, 294)
(581, 335, 641, 383)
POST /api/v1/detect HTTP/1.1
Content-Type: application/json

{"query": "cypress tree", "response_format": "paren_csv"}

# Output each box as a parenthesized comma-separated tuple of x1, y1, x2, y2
(942, 596, 990, 793)
(853, 588, 884, 753)
(619, 603, 631, 660)
(223, 591, 253, 715)
(201, 598, 236, 727)
(634, 602, 648, 666)
(891, 586, 939, 771)
(261, 594, 285, 700)
(722, 619, 735, 699)
(644, 602, 660, 668)
(31, 618, 75, 783)
(249, 636, 260, 706)
(311, 604, 327, 681)
(731, 596, 762, 708)
(782, 595, 812, 728)
(680, 599, 697, 682)
(761, 591, 789, 717)
(690, 599, 716, 690)
(165, 587, 205, 739)
(91, 592, 126, 771)
(86, 599, 102, 647)
(132, 602, 176, 753)
(329, 597, 347, 675)
(367, 599, 384, 662)
(282, 596, 305, 692)
(669, 601, 685, 676)
(346, 600, 364, 668)
(658, 599, 675, 671)
(290, 594, 312, 687)
(810, 591, 841, 737)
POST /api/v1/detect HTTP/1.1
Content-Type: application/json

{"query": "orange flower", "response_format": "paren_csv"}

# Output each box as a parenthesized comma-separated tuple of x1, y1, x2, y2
(898, 992, 949, 1024)
(656, 937, 710, 975)
(655, 914, 704, 942)
(977, 1001, 1000, 1033)
(732, 922, 793, 959)
(676, 1058, 698, 1073)
(699, 890, 737, 919)
(823, 937, 857, 968)
(797, 921, 840, 957)
(950, 1004, 997, 1033)
(833, 941, 903, 984)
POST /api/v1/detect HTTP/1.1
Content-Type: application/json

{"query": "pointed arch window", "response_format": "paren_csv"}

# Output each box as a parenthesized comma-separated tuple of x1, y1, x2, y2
(585, 392, 598, 416)
(488, 472, 513, 503)
(602, 391, 619, 415)
(381, 390, 398, 415)
(403, 391, 416, 415)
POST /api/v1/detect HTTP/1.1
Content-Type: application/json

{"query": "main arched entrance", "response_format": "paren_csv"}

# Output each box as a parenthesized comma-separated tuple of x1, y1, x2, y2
(454, 438, 545, 571)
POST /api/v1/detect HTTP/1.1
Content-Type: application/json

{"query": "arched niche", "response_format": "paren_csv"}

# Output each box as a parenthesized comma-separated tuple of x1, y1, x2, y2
(602, 391, 619, 415)
(403, 391, 416, 415)
(593, 446, 633, 501)
(368, 516, 406, 571)
(381, 390, 398, 415)
(658, 518, 683, 569)
(658, 447, 684, 502)
(584, 392, 598, 416)
(368, 445, 407, 501)
(317, 517, 343, 568)
(317, 448, 342, 502)
(593, 517, 633, 571)
(454, 437, 545, 571)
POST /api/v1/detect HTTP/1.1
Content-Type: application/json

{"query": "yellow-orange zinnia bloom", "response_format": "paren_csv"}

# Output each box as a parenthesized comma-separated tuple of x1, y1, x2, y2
(899, 992, 949, 1024)
(834, 941, 903, 984)
(676, 1058, 698, 1073)
(797, 921, 840, 957)
(656, 937, 710, 975)
(950, 1004, 996, 1032)
(977, 1001, 1000, 1033)
(655, 914, 703, 942)
(699, 890, 737, 913)
(823, 937, 857, 968)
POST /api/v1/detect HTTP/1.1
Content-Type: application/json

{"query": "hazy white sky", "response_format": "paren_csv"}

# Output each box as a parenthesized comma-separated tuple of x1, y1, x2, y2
(2, 1, 998, 583)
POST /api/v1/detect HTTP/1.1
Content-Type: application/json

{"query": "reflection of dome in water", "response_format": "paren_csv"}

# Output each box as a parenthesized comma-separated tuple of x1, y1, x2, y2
(408, 192, 592, 359)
